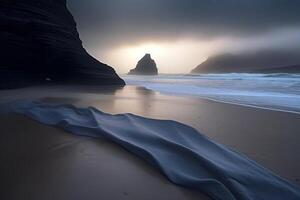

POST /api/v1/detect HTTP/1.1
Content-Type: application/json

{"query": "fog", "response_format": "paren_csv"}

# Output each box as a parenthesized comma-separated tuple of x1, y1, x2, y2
(68, 0, 300, 73)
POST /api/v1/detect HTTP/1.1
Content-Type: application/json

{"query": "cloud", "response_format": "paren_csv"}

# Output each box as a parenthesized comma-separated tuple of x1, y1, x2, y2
(68, 0, 300, 49)
(67, 0, 300, 73)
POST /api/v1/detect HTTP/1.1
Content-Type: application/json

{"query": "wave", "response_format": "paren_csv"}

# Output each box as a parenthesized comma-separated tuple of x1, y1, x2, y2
(124, 73, 300, 81)
(185, 73, 300, 79)
(6, 101, 300, 200)
(122, 74, 300, 114)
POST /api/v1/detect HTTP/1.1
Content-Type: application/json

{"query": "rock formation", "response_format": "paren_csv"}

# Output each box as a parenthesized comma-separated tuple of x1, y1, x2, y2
(128, 54, 158, 75)
(191, 50, 300, 73)
(0, 0, 125, 89)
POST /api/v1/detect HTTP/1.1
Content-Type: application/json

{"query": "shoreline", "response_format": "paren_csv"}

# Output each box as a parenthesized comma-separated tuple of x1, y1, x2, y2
(1, 84, 300, 116)
(190, 96, 300, 115)
(140, 89, 300, 115)
(122, 73, 300, 115)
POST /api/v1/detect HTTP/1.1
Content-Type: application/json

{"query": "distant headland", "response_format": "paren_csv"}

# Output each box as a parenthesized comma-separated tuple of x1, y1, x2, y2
(191, 50, 300, 74)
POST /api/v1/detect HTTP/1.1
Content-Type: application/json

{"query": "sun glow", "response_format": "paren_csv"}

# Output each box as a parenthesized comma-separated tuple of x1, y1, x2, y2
(97, 39, 226, 74)
(124, 43, 167, 59)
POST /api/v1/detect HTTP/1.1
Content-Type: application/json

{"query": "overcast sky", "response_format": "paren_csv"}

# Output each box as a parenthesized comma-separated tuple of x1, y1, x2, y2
(68, 0, 300, 73)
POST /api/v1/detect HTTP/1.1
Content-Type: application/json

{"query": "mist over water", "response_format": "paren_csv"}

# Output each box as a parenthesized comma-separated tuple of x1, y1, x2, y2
(123, 73, 300, 113)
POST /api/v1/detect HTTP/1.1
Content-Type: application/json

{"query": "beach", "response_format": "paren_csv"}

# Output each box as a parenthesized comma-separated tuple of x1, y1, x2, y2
(0, 85, 300, 199)
(1, 0, 300, 199)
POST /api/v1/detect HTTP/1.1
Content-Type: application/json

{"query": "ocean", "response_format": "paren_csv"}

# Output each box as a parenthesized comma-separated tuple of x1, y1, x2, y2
(122, 73, 300, 114)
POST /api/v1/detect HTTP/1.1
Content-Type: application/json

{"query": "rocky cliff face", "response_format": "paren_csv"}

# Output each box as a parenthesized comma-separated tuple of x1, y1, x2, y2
(128, 54, 158, 75)
(191, 50, 300, 73)
(0, 0, 124, 88)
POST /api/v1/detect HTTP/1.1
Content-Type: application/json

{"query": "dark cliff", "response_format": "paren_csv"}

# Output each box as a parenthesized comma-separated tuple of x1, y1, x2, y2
(0, 0, 125, 88)
(128, 54, 158, 75)
(191, 50, 300, 73)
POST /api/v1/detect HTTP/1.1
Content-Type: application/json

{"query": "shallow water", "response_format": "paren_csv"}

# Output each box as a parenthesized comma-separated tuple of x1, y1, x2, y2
(122, 73, 300, 114)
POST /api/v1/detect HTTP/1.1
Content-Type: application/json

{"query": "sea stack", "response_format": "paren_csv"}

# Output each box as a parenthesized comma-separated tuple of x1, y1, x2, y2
(128, 54, 158, 75)
(0, 0, 125, 89)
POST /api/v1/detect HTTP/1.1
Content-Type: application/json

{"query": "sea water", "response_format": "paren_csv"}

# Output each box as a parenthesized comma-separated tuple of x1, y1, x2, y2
(122, 73, 300, 114)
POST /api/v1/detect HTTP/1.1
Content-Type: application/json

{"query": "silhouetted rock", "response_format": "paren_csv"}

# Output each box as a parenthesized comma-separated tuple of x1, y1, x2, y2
(128, 54, 158, 75)
(191, 50, 300, 73)
(0, 0, 125, 89)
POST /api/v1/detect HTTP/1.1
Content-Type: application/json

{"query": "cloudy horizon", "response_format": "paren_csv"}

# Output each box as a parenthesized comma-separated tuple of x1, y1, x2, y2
(68, 0, 300, 74)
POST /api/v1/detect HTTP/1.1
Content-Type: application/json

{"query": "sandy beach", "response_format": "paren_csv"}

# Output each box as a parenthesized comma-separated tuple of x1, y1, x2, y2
(1, 85, 299, 199)
(2, 0, 300, 199)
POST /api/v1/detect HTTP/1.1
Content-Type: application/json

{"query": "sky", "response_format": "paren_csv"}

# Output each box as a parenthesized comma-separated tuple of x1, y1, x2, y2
(67, 0, 300, 74)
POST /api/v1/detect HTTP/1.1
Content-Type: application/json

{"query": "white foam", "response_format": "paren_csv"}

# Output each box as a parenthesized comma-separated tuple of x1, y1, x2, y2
(122, 73, 300, 114)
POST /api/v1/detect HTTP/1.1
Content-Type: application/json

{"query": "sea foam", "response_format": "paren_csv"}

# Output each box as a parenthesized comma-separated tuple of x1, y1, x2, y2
(123, 73, 300, 114)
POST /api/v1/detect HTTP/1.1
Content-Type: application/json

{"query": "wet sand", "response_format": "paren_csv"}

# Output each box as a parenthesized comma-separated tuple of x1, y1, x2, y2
(0, 85, 300, 199)
(0, 114, 208, 200)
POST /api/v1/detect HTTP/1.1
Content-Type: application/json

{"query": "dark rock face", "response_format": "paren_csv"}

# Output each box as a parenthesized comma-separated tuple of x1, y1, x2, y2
(128, 54, 158, 75)
(0, 0, 125, 88)
(191, 50, 300, 73)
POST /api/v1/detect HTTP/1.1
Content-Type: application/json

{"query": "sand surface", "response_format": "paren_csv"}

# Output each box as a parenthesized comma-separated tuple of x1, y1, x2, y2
(0, 85, 300, 199)
(0, 114, 208, 200)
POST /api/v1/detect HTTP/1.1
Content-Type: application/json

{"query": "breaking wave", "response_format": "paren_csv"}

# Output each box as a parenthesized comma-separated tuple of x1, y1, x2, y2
(123, 73, 300, 114)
